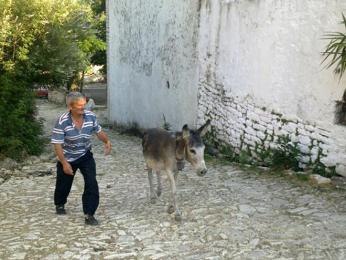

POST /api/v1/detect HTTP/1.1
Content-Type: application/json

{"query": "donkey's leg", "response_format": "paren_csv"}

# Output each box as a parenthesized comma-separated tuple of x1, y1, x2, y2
(147, 168, 157, 204)
(166, 170, 176, 214)
(166, 170, 182, 221)
(173, 169, 179, 181)
(156, 171, 162, 197)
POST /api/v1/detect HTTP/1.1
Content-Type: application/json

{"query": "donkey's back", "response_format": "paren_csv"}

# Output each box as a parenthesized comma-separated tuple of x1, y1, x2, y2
(142, 128, 177, 171)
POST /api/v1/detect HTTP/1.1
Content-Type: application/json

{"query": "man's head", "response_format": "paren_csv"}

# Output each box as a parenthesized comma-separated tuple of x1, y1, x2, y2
(66, 92, 86, 116)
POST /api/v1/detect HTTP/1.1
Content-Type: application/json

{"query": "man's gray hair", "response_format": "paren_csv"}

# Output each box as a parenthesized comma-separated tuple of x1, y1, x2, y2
(66, 92, 85, 106)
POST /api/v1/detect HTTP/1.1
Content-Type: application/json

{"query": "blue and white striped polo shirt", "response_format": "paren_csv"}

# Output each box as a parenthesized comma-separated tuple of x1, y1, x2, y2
(51, 110, 102, 162)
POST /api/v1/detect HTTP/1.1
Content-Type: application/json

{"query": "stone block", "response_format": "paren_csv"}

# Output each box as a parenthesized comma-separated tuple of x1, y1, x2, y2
(259, 115, 273, 124)
(244, 127, 257, 136)
(298, 135, 311, 146)
(247, 111, 260, 122)
(304, 124, 316, 132)
(311, 132, 330, 144)
(309, 174, 331, 185)
(282, 122, 298, 133)
(298, 144, 311, 155)
(299, 155, 311, 164)
(256, 131, 266, 140)
(253, 123, 266, 132)
(336, 164, 346, 177)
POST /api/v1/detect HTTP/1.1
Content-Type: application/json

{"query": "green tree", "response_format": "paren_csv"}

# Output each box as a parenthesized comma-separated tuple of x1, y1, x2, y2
(90, 0, 106, 73)
(82, 0, 106, 75)
(0, 0, 105, 88)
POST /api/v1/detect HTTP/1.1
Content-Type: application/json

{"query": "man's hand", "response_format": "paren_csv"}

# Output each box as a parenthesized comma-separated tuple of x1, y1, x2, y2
(104, 140, 112, 155)
(96, 131, 112, 155)
(62, 161, 73, 175)
(53, 144, 73, 175)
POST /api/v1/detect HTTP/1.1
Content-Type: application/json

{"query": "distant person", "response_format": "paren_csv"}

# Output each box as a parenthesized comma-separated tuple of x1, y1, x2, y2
(85, 96, 95, 111)
(51, 92, 112, 225)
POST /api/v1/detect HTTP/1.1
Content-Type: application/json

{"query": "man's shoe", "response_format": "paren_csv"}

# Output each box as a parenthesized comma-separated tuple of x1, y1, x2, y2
(85, 215, 98, 225)
(56, 205, 66, 215)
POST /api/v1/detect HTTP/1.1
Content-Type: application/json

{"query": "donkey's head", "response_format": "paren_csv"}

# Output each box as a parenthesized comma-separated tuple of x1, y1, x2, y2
(178, 120, 211, 176)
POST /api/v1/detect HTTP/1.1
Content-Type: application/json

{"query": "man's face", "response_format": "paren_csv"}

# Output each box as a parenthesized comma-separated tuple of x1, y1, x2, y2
(69, 98, 86, 116)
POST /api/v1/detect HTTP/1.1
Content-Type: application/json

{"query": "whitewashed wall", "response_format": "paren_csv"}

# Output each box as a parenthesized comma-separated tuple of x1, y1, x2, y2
(197, 0, 346, 175)
(108, 0, 346, 175)
(107, 0, 201, 129)
(198, 0, 346, 125)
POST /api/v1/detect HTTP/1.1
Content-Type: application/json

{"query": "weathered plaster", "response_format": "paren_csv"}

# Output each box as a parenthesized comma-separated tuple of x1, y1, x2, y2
(107, 0, 201, 129)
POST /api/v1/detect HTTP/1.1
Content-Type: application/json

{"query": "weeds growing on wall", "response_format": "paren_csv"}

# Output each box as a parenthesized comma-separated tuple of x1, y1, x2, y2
(311, 162, 336, 178)
(270, 135, 301, 171)
(203, 127, 336, 177)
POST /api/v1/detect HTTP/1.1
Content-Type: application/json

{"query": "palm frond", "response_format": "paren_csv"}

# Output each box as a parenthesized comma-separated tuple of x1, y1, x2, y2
(322, 13, 346, 79)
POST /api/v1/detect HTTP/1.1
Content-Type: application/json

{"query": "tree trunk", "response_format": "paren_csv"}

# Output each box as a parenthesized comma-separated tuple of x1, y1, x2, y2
(79, 70, 85, 94)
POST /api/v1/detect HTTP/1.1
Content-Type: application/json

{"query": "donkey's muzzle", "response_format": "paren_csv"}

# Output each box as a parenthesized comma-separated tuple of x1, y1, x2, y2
(197, 168, 207, 176)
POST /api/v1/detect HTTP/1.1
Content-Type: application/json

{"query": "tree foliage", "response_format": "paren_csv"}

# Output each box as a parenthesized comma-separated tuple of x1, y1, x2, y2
(89, 0, 106, 72)
(0, 0, 105, 87)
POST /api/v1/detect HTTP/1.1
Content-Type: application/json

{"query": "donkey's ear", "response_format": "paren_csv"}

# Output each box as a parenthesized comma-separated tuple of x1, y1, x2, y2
(197, 119, 211, 137)
(182, 124, 190, 139)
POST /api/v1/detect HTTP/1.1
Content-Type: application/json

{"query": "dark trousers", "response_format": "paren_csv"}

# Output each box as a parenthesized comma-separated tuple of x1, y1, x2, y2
(54, 151, 99, 215)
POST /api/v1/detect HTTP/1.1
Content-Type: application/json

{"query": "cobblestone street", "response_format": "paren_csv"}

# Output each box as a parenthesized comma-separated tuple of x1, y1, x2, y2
(1, 100, 346, 259)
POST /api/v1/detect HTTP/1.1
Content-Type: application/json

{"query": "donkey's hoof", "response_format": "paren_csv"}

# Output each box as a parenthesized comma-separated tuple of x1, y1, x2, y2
(174, 213, 182, 222)
(167, 205, 175, 214)
(156, 190, 162, 197)
(150, 197, 157, 204)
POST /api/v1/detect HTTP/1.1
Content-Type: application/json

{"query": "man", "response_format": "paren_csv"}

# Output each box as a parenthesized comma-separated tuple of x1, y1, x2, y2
(51, 92, 112, 225)
(85, 95, 95, 111)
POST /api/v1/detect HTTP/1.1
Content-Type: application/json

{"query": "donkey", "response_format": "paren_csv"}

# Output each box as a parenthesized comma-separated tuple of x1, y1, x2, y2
(142, 120, 210, 221)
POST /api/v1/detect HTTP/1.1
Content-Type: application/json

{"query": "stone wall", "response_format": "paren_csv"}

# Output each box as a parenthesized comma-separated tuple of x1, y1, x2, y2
(198, 82, 337, 173)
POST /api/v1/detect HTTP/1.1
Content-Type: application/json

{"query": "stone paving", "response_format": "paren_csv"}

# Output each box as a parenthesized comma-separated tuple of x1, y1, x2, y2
(1, 100, 346, 259)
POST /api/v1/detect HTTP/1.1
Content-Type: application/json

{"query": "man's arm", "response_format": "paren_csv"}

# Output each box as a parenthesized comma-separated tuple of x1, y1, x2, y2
(96, 130, 112, 155)
(53, 144, 73, 175)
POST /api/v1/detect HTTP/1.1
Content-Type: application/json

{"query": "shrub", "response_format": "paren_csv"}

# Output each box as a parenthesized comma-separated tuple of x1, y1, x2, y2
(0, 74, 44, 160)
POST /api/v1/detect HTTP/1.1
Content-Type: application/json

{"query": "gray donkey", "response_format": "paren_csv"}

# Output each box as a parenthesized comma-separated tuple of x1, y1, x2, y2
(142, 120, 210, 221)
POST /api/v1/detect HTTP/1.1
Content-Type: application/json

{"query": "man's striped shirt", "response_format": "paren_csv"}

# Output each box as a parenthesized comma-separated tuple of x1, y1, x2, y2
(51, 110, 102, 162)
